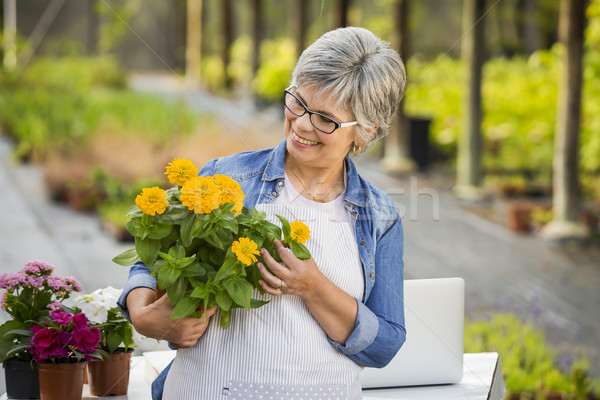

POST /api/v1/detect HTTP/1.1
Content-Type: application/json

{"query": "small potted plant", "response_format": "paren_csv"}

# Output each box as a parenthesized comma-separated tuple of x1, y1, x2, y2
(0, 260, 82, 399)
(25, 309, 103, 400)
(65, 286, 137, 396)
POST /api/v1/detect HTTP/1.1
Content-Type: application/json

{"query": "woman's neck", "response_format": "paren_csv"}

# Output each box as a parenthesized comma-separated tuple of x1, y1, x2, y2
(285, 156, 345, 203)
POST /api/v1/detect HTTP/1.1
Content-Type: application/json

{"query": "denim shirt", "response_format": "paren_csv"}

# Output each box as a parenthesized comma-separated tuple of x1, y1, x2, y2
(117, 140, 405, 399)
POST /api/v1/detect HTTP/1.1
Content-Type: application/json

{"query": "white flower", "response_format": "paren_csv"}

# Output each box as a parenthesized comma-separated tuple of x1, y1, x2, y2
(66, 286, 123, 324)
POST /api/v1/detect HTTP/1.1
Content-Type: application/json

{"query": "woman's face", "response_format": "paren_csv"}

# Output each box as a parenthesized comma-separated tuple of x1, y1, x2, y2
(284, 86, 358, 170)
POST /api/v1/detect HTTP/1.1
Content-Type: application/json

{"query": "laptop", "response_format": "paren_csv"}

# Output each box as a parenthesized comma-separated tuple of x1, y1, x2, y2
(360, 277, 465, 388)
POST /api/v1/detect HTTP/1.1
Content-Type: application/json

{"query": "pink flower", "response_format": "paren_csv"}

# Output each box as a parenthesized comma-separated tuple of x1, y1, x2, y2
(50, 310, 72, 325)
(24, 260, 54, 276)
(29, 327, 70, 363)
(47, 301, 63, 311)
(73, 326, 101, 354)
(63, 277, 82, 293)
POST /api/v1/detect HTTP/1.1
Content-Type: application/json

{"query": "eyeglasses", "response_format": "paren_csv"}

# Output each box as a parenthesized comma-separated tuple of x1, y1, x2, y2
(283, 89, 357, 134)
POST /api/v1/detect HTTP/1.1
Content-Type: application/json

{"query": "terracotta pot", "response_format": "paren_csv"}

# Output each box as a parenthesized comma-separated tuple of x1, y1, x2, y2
(87, 351, 133, 396)
(3, 359, 40, 399)
(506, 202, 533, 232)
(38, 361, 86, 400)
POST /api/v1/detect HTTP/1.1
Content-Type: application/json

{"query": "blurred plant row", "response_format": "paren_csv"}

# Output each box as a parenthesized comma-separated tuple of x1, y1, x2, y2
(465, 313, 600, 399)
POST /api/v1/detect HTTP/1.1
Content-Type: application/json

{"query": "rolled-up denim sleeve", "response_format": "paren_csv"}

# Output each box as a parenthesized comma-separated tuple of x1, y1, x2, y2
(327, 215, 406, 368)
(117, 261, 157, 322)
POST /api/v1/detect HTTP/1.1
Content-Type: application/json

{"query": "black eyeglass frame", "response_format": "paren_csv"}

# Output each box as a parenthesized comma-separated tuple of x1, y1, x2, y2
(283, 89, 358, 134)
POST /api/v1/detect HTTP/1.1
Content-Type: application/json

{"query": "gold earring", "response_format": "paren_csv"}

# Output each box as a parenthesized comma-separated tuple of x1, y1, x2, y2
(353, 143, 362, 157)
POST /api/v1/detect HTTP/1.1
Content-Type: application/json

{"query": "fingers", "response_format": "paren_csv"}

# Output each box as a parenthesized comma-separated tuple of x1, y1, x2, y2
(256, 262, 284, 295)
(273, 239, 296, 265)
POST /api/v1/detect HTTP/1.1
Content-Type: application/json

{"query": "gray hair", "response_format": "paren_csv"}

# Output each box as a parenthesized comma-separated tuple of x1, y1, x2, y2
(290, 27, 406, 151)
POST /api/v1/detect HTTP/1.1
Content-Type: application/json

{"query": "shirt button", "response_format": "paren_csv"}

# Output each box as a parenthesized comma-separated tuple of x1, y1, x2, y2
(271, 191, 278, 197)
(369, 273, 374, 278)
(359, 240, 365, 246)
(278, 181, 284, 186)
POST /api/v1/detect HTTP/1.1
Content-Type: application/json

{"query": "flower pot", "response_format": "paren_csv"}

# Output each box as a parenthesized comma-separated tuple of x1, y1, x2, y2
(3, 359, 40, 399)
(506, 202, 533, 233)
(87, 351, 133, 396)
(38, 362, 86, 400)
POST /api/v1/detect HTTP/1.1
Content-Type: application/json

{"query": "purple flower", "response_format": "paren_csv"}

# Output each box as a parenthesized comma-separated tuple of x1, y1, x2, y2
(29, 327, 70, 363)
(47, 301, 63, 311)
(73, 326, 101, 354)
(24, 260, 54, 276)
(0, 291, 8, 311)
(50, 310, 72, 325)
(63, 277, 82, 293)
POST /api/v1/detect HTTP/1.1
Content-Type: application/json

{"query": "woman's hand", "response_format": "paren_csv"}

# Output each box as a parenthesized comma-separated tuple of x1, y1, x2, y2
(257, 239, 323, 298)
(257, 239, 358, 344)
(127, 288, 216, 348)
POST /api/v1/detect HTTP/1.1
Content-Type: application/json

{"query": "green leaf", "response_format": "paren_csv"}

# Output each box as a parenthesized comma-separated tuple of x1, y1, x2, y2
(276, 214, 291, 239)
(157, 265, 181, 290)
(217, 213, 238, 234)
(5, 344, 30, 359)
(171, 297, 201, 319)
(126, 217, 141, 236)
(147, 223, 173, 240)
(125, 204, 143, 217)
(158, 251, 175, 265)
(220, 309, 232, 329)
(167, 276, 187, 304)
(288, 240, 311, 260)
(107, 331, 122, 353)
(204, 232, 224, 250)
(215, 289, 233, 311)
(190, 284, 211, 299)
(135, 237, 160, 267)
(181, 262, 207, 278)
(214, 257, 239, 282)
(180, 213, 197, 247)
(223, 279, 253, 309)
(112, 248, 140, 266)
(250, 298, 270, 309)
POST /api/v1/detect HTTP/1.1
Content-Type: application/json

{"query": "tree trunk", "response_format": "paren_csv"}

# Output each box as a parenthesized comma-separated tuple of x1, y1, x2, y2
(185, 0, 203, 83)
(221, 0, 233, 89)
(251, 0, 262, 75)
(541, 0, 588, 240)
(293, 0, 308, 59)
(381, 0, 415, 172)
(456, 0, 485, 195)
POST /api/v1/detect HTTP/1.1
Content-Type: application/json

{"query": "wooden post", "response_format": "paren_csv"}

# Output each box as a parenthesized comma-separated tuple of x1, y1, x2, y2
(293, 0, 308, 59)
(454, 0, 486, 200)
(381, 0, 416, 173)
(332, 0, 349, 29)
(251, 0, 262, 75)
(3, 0, 17, 70)
(185, 0, 203, 85)
(540, 0, 588, 240)
(221, 0, 233, 89)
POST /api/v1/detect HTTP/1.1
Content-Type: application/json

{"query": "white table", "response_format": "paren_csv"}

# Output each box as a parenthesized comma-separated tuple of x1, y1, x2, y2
(2, 353, 505, 399)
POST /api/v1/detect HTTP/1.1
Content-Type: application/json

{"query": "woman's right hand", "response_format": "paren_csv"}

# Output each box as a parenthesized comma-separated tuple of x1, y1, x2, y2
(127, 287, 216, 348)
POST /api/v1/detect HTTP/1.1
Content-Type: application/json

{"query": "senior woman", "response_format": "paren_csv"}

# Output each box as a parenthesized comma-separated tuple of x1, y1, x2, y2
(118, 26, 406, 400)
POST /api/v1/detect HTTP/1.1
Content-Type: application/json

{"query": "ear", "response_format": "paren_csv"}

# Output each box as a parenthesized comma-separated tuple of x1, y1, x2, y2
(354, 126, 378, 147)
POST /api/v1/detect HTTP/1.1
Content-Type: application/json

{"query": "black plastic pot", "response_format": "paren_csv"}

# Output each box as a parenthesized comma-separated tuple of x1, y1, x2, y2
(3, 359, 40, 399)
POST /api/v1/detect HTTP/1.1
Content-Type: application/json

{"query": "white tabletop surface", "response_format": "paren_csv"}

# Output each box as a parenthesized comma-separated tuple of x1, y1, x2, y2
(2, 353, 505, 400)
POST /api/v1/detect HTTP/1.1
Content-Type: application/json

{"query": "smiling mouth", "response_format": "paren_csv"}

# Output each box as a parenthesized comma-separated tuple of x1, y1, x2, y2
(292, 130, 320, 146)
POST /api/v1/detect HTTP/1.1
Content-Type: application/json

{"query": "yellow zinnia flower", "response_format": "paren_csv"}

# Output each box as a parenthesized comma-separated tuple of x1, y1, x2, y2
(231, 237, 260, 266)
(180, 176, 220, 214)
(290, 220, 310, 244)
(165, 158, 199, 186)
(135, 187, 169, 216)
(214, 174, 245, 215)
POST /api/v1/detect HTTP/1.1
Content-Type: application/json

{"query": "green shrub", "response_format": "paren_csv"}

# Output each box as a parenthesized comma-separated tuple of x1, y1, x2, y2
(253, 38, 296, 102)
(464, 313, 598, 397)
(0, 56, 200, 161)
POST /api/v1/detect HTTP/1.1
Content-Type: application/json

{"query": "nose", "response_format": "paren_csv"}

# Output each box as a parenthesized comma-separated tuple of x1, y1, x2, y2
(295, 112, 315, 132)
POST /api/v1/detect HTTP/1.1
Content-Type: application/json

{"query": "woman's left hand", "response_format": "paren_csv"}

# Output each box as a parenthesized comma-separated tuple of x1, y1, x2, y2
(257, 239, 323, 298)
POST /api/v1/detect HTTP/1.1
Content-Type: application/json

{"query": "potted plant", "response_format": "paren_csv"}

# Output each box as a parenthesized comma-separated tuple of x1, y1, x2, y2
(65, 286, 137, 396)
(0, 260, 82, 399)
(23, 309, 103, 400)
(113, 158, 312, 330)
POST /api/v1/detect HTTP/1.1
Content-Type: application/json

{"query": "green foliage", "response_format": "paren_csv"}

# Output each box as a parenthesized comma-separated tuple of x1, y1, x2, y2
(253, 38, 296, 102)
(113, 172, 311, 329)
(405, 44, 600, 175)
(465, 314, 598, 397)
(0, 56, 199, 161)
